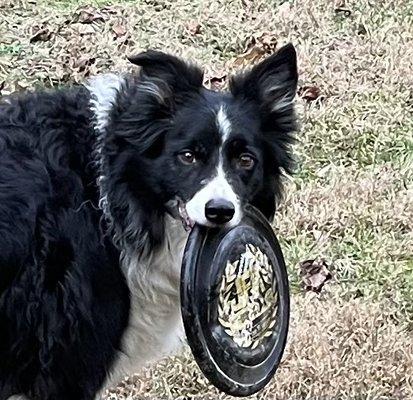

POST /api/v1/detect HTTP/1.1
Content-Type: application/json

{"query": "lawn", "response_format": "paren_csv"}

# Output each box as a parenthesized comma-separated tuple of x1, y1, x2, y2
(1, 0, 412, 398)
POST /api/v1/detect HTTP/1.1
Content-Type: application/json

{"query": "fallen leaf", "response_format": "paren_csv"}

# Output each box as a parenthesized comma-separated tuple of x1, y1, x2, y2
(204, 70, 227, 90)
(74, 6, 105, 24)
(299, 85, 322, 101)
(233, 32, 277, 67)
(112, 22, 127, 38)
(233, 45, 266, 68)
(300, 258, 332, 293)
(30, 27, 52, 43)
(185, 20, 201, 35)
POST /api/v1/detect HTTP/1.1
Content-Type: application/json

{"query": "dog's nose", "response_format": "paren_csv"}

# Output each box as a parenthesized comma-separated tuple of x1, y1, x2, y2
(205, 199, 235, 224)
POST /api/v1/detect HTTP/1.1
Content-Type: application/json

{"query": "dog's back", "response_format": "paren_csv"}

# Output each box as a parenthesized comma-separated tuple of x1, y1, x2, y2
(0, 88, 130, 400)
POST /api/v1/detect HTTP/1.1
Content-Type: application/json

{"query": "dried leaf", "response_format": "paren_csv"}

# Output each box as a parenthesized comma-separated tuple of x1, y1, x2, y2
(300, 85, 322, 101)
(112, 22, 127, 38)
(233, 32, 277, 68)
(74, 6, 105, 24)
(204, 71, 227, 90)
(300, 258, 332, 293)
(233, 45, 266, 68)
(185, 20, 201, 36)
(30, 27, 52, 43)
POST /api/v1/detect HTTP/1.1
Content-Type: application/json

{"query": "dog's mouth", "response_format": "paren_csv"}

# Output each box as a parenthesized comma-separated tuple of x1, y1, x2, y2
(177, 200, 195, 232)
(166, 197, 195, 232)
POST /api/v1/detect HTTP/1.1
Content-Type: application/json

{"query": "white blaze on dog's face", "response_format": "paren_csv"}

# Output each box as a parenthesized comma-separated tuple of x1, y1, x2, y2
(127, 44, 298, 230)
(185, 106, 242, 228)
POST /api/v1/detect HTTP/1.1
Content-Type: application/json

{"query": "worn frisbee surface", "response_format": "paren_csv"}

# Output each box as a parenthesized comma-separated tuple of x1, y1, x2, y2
(181, 205, 290, 397)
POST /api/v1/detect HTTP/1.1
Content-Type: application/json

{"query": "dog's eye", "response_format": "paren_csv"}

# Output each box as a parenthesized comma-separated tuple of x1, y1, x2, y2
(237, 153, 255, 170)
(178, 150, 197, 165)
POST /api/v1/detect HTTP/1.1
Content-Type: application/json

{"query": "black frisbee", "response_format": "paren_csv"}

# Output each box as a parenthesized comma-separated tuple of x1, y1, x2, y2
(181, 205, 290, 397)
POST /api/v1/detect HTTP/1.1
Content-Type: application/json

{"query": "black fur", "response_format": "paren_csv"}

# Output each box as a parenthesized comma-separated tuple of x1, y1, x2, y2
(0, 45, 297, 399)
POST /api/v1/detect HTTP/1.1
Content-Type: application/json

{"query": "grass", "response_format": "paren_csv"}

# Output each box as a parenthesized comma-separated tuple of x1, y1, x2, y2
(1, 0, 412, 398)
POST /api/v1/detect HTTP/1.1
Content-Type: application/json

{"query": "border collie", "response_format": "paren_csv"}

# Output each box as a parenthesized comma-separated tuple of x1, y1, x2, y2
(0, 44, 297, 400)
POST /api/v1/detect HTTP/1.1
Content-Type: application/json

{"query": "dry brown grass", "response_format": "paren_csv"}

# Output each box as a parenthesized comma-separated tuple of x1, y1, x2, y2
(1, 0, 412, 398)
(106, 292, 413, 399)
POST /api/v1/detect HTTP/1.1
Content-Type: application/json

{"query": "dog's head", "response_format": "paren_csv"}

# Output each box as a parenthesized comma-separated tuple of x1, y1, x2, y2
(102, 45, 297, 251)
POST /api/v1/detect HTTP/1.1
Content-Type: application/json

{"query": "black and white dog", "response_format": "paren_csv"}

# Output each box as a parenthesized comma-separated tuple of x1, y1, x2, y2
(0, 44, 297, 400)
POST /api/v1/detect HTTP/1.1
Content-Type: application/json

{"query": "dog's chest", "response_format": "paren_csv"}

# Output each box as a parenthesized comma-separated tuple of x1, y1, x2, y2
(107, 217, 188, 384)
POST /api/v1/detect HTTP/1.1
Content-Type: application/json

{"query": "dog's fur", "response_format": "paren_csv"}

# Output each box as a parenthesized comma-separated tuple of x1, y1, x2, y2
(0, 44, 297, 400)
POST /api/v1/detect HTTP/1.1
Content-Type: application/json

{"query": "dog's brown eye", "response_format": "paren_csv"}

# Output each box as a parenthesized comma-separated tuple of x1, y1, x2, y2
(238, 154, 255, 170)
(178, 150, 197, 165)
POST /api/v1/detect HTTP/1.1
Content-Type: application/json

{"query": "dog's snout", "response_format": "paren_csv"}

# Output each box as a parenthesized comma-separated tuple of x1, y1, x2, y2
(205, 199, 235, 224)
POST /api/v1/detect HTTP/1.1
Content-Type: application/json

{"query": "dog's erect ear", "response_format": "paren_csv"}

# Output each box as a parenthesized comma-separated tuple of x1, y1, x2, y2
(231, 44, 298, 179)
(230, 43, 298, 113)
(128, 50, 203, 95)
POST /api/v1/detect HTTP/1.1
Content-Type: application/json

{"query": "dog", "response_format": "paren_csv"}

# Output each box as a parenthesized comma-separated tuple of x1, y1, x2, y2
(0, 43, 297, 400)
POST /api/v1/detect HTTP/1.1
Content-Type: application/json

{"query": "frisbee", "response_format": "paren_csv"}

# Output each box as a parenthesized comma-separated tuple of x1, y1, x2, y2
(181, 205, 290, 397)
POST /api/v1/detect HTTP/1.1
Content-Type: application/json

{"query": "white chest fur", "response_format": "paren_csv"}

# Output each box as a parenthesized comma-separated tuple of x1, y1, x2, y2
(103, 216, 189, 388)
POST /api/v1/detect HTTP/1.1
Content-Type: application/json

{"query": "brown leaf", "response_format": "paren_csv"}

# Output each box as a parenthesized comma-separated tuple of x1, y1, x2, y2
(185, 20, 201, 36)
(206, 76, 227, 90)
(30, 27, 52, 43)
(74, 6, 105, 24)
(233, 45, 266, 68)
(204, 69, 227, 90)
(300, 259, 332, 293)
(112, 22, 127, 38)
(233, 32, 277, 68)
(299, 85, 322, 101)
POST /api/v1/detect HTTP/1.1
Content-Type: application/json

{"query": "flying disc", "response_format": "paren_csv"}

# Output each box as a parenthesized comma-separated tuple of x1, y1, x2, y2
(181, 205, 290, 397)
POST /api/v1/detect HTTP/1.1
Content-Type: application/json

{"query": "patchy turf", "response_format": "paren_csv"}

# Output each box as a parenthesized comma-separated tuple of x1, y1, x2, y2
(1, 0, 412, 398)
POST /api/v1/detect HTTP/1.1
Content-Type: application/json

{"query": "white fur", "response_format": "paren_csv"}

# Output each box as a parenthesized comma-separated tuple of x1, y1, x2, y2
(216, 105, 231, 141)
(264, 82, 295, 113)
(100, 216, 188, 392)
(86, 74, 125, 221)
(139, 80, 168, 104)
(86, 73, 125, 134)
(186, 162, 242, 227)
(186, 106, 241, 227)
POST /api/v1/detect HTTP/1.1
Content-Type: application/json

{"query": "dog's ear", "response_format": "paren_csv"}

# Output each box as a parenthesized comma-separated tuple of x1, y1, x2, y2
(230, 43, 298, 115)
(230, 44, 298, 176)
(128, 50, 203, 98)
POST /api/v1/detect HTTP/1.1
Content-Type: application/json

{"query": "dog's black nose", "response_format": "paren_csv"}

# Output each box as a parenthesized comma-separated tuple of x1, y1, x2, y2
(205, 199, 235, 224)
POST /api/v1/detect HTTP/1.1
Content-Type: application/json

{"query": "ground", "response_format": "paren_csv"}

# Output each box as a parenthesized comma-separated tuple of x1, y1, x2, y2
(0, 0, 412, 398)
